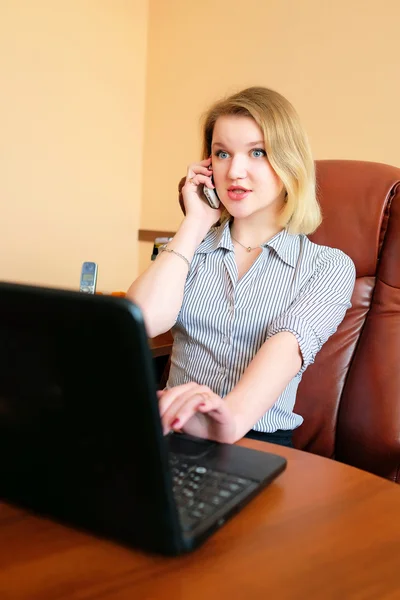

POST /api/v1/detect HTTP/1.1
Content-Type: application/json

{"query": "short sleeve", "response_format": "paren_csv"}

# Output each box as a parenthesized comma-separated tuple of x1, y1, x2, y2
(266, 248, 356, 375)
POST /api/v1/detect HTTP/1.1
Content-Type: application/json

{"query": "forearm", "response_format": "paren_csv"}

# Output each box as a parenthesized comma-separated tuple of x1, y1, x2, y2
(127, 217, 209, 338)
(225, 332, 302, 441)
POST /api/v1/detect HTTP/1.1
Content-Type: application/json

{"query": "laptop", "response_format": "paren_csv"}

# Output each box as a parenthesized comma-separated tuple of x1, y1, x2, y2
(0, 281, 286, 555)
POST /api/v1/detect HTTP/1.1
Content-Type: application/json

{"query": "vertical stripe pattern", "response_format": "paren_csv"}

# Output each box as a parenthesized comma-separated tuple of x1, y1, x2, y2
(167, 221, 356, 433)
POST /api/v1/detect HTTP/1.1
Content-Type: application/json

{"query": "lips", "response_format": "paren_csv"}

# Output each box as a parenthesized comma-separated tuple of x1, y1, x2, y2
(228, 186, 251, 192)
(227, 186, 251, 201)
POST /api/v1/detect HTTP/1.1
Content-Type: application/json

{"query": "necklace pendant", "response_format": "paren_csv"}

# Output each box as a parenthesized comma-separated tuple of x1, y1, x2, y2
(247, 247, 252, 252)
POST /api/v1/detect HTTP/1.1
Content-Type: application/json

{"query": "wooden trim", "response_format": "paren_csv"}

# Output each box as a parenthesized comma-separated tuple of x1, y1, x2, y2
(138, 229, 176, 242)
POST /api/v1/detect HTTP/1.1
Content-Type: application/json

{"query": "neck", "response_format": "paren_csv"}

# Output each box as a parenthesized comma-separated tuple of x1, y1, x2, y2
(230, 218, 283, 247)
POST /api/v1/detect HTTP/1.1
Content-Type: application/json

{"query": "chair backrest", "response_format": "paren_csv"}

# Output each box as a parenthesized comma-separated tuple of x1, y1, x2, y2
(294, 160, 400, 482)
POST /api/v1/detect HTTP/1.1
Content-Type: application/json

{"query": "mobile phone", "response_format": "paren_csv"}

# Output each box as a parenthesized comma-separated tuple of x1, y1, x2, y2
(203, 183, 220, 209)
(79, 261, 98, 294)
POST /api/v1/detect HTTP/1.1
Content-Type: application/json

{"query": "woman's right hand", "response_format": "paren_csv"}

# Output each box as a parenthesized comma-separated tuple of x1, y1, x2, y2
(180, 157, 222, 227)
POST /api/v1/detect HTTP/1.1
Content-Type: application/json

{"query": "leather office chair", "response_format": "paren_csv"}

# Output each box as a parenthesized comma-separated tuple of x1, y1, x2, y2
(296, 160, 400, 483)
(176, 160, 400, 483)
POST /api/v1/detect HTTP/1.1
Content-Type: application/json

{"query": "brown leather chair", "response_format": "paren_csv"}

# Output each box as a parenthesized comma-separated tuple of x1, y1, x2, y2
(296, 160, 400, 483)
(176, 160, 400, 483)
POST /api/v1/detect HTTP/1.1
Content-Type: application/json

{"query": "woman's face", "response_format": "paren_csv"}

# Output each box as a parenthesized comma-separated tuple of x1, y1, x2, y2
(211, 115, 286, 222)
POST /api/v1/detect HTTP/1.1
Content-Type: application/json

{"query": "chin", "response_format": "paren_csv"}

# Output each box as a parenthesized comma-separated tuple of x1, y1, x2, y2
(225, 203, 253, 219)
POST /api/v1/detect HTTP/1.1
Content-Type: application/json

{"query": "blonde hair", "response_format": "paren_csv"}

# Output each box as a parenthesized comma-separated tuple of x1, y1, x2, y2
(201, 86, 322, 235)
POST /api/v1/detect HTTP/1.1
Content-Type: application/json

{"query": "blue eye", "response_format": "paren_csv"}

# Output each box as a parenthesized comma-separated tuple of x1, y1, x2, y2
(251, 149, 266, 158)
(216, 150, 230, 159)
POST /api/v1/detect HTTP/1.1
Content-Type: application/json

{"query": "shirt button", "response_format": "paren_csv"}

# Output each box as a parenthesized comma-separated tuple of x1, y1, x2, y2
(218, 367, 225, 374)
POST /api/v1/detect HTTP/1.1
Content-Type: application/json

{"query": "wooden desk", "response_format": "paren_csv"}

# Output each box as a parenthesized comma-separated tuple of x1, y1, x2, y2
(149, 331, 173, 358)
(0, 441, 399, 599)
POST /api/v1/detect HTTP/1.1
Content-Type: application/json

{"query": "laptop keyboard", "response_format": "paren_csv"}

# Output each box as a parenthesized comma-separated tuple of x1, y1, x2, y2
(169, 453, 255, 532)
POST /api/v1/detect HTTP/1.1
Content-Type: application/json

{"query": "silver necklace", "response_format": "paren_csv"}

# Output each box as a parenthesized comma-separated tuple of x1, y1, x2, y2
(230, 233, 261, 253)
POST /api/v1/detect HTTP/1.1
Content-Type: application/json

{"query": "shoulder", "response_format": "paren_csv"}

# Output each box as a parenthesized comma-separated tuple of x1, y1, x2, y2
(198, 225, 220, 248)
(184, 225, 226, 284)
(305, 237, 354, 269)
(193, 222, 231, 258)
(300, 236, 356, 283)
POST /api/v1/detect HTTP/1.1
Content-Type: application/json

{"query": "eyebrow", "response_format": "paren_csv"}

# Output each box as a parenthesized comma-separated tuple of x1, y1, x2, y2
(212, 140, 265, 148)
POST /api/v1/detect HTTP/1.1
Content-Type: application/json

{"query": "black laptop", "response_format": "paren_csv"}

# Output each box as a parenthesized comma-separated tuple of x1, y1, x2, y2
(0, 281, 286, 555)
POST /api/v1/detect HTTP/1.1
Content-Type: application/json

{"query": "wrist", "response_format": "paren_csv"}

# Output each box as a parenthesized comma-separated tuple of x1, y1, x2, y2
(177, 216, 211, 247)
(161, 217, 208, 266)
(224, 395, 246, 442)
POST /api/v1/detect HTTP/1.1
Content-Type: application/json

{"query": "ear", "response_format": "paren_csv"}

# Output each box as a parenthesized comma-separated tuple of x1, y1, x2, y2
(178, 176, 186, 215)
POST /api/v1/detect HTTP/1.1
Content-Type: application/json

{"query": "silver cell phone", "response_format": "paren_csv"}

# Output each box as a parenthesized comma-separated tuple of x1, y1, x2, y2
(79, 261, 98, 294)
(203, 180, 220, 209)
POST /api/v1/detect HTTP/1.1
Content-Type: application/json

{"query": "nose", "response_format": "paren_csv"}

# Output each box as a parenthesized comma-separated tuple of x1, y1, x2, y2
(227, 154, 247, 180)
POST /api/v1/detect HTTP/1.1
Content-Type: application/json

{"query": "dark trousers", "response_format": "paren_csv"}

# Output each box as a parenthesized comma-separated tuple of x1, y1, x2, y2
(245, 429, 293, 448)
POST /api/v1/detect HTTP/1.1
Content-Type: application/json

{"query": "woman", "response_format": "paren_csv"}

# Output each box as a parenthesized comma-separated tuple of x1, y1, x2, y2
(127, 86, 355, 448)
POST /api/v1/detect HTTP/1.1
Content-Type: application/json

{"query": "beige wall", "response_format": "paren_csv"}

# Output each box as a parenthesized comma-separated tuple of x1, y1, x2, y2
(0, 0, 148, 292)
(1, 1, 399, 287)
(139, 0, 400, 272)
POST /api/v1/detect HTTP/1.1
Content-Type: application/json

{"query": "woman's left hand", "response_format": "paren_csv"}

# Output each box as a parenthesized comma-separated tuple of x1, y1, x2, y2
(158, 383, 236, 443)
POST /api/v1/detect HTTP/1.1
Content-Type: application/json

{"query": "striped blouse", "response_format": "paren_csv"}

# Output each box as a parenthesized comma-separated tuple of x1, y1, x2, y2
(167, 220, 356, 433)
